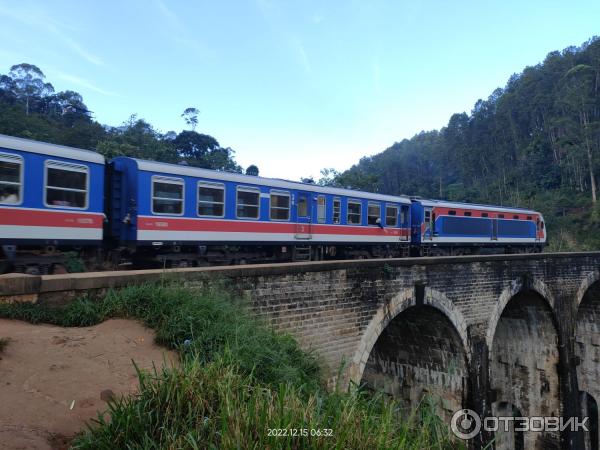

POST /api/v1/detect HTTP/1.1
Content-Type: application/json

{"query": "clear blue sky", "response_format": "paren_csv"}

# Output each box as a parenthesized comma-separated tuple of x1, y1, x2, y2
(0, 0, 598, 180)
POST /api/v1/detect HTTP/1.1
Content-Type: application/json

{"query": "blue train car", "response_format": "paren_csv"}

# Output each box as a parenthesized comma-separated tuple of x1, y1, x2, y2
(410, 198, 546, 255)
(108, 157, 411, 264)
(0, 134, 105, 273)
(0, 134, 105, 245)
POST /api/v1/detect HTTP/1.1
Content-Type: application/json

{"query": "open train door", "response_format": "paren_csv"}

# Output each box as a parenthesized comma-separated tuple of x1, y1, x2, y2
(423, 207, 433, 240)
(295, 191, 312, 239)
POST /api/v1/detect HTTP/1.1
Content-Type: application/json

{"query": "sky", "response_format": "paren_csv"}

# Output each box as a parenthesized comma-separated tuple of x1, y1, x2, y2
(0, 0, 599, 181)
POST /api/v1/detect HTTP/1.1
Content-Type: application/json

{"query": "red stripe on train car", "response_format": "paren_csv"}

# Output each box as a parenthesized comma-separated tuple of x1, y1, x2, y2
(0, 208, 103, 228)
(137, 216, 408, 237)
(432, 207, 539, 221)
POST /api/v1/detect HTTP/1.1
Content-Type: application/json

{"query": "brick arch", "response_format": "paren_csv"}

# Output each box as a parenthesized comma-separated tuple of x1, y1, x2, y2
(485, 277, 556, 350)
(348, 287, 470, 385)
(576, 270, 600, 307)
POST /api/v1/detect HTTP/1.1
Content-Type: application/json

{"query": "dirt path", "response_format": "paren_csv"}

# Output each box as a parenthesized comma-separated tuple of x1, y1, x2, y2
(0, 318, 177, 450)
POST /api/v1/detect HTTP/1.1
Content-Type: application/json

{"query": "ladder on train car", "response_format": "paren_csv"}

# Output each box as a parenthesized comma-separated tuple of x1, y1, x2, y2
(292, 245, 312, 262)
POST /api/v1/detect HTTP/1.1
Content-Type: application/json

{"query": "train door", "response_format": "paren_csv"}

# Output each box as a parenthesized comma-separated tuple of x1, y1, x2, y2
(424, 207, 433, 240)
(295, 191, 312, 239)
(492, 218, 498, 241)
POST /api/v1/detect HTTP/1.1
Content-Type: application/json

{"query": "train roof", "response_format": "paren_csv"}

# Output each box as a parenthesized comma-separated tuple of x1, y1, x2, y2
(124, 157, 411, 204)
(0, 133, 104, 164)
(414, 198, 540, 215)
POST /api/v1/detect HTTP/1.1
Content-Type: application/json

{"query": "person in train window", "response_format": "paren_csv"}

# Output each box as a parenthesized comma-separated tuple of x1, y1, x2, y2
(0, 188, 18, 203)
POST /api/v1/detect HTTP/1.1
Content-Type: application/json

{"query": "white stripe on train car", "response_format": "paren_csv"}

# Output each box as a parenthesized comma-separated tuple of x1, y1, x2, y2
(424, 236, 544, 243)
(137, 230, 405, 243)
(0, 134, 104, 164)
(0, 225, 102, 240)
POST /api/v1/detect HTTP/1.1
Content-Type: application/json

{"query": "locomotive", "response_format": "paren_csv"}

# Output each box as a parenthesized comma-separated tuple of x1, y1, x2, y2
(0, 134, 546, 274)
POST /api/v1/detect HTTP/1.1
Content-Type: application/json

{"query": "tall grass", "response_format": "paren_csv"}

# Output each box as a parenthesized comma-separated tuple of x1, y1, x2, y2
(0, 282, 463, 449)
(73, 357, 458, 450)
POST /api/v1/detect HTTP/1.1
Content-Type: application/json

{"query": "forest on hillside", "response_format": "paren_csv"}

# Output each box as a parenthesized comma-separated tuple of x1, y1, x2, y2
(323, 37, 600, 250)
(1, 37, 599, 250)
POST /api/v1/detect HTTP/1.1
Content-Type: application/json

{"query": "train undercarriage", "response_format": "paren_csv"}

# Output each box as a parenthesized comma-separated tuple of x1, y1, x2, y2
(1, 242, 542, 275)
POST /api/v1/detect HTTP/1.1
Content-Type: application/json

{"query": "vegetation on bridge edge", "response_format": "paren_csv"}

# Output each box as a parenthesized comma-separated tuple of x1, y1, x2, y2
(0, 282, 463, 449)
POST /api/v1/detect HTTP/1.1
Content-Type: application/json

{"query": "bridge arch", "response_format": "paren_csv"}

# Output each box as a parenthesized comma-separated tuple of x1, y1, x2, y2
(485, 277, 557, 350)
(350, 287, 471, 384)
(575, 271, 600, 450)
(488, 280, 560, 449)
(576, 270, 600, 307)
(349, 287, 470, 421)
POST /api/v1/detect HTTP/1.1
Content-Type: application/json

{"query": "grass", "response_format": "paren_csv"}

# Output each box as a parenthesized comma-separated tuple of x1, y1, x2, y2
(0, 282, 321, 390)
(0, 281, 463, 449)
(72, 357, 457, 450)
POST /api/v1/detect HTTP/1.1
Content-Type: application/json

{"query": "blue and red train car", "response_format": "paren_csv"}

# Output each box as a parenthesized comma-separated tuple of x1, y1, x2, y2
(410, 198, 546, 255)
(0, 134, 104, 272)
(0, 134, 547, 272)
(108, 157, 412, 265)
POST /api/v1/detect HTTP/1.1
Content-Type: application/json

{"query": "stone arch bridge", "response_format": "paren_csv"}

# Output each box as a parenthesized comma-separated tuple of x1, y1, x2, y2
(3, 252, 600, 450)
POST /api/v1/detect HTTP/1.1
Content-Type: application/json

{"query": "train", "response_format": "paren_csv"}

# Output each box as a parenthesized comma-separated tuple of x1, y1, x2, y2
(0, 134, 546, 274)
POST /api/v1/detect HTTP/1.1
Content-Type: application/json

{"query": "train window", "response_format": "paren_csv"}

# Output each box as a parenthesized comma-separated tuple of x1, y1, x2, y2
(498, 214, 504, 218)
(481, 213, 488, 218)
(333, 197, 341, 224)
(151, 176, 183, 215)
(237, 186, 260, 219)
(464, 211, 472, 216)
(270, 191, 290, 220)
(367, 202, 381, 225)
(513, 215, 519, 220)
(347, 200, 362, 225)
(197, 182, 224, 217)
(527, 215, 532, 220)
(0, 153, 22, 204)
(316, 195, 326, 223)
(448, 210, 456, 215)
(45, 160, 88, 209)
(386, 205, 398, 227)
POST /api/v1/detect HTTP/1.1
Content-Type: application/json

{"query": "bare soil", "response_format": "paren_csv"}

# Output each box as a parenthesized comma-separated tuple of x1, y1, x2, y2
(0, 318, 177, 450)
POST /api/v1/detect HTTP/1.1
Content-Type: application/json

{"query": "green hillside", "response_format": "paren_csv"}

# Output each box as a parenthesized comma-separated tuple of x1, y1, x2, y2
(326, 37, 600, 251)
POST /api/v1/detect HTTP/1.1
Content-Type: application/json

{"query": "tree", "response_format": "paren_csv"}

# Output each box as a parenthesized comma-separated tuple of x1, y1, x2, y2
(246, 164, 259, 176)
(173, 130, 241, 171)
(559, 63, 599, 203)
(8, 63, 54, 115)
(317, 168, 340, 186)
(181, 107, 199, 131)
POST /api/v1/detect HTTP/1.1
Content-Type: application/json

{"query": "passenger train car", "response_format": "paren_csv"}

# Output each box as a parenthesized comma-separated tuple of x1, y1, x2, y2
(0, 134, 546, 273)
(107, 157, 412, 266)
(0, 134, 105, 272)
